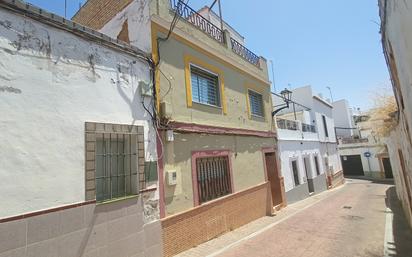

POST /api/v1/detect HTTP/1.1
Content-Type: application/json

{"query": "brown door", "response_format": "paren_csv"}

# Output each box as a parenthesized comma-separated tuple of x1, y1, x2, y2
(265, 152, 283, 206)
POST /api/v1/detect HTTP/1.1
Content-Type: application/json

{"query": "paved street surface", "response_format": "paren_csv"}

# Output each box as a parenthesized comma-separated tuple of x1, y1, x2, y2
(177, 178, 412, 257)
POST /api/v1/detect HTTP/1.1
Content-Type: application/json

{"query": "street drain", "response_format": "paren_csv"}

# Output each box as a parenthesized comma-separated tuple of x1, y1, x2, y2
(343, 206, 352, 209)
(342, 215, 364, 221)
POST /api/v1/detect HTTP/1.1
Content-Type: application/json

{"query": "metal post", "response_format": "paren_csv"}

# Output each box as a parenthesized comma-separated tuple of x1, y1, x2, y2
(327, 86, 334, 103)
(64, 0, 67, 18)
(218, 0, 224, 35)
(270, 60, 276, 93)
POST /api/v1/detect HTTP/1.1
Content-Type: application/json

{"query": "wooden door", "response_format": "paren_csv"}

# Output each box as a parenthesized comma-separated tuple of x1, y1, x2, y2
(265, 152, 283, 206)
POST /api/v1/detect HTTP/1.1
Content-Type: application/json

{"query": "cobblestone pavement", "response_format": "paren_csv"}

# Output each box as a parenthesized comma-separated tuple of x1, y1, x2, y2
(177, 178, 412, 257)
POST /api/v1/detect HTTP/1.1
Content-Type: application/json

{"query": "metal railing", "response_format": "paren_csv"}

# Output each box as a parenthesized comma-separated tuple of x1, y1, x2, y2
(302, 123, 316, 133)
(230, 37, 260, 67)
(340, 138, 369, 144)
(277, 118, 299, 131)
(169, 0, 224, 43)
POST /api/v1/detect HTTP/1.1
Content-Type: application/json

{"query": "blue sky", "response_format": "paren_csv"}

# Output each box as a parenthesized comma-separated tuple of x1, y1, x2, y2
(26, 0, 391, 111)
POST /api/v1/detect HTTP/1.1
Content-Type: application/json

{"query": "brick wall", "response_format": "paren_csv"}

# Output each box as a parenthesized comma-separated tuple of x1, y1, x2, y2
(161, 182, 270, 257)
(72, 0, 133, 30)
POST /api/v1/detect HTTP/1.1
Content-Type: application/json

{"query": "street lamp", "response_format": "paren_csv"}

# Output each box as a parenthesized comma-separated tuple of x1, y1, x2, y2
(272, 88, 292, 117)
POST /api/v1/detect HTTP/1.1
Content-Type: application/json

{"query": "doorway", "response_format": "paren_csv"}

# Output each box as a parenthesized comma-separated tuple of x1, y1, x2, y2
(304, 157, 315, 193)
(382, 158, 393, 179)
(265, 152, 283, 207)
(341, 155, 364, 176)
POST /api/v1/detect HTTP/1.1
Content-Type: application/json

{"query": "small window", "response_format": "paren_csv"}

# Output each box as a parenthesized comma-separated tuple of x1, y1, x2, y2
(196, 156, 232, 204)
(314, 156, 320, 176)
(248, 90, 264, 117)
(95, 133, 138, 202)
(322, 115, 329, 137)
(292, 160, 300, 186)
(190, 65, 220, 107)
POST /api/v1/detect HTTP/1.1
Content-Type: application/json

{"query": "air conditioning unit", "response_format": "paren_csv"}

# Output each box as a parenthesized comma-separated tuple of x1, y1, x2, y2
(166, 170, 177, 186)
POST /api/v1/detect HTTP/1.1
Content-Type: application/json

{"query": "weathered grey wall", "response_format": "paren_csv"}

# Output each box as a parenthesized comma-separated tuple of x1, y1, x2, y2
(286, 183, 310, 204)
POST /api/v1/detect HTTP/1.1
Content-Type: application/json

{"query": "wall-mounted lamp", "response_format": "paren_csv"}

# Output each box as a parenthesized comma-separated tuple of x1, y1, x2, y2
(272, 88, 292, 117)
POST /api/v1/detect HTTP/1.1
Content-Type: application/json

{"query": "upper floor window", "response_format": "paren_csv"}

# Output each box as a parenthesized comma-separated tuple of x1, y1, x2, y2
(190, 65, 220, 107)
(322, 115, 329, 137)
(248, 90, 264, 117)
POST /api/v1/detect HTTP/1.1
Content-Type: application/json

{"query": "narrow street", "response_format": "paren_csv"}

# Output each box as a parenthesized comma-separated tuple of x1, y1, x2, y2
(207, 179, 412, 257)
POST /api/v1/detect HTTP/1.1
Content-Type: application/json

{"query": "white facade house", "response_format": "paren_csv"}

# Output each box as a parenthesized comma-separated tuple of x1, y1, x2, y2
(273, 85, 343, 204)
(0, 1, 162, 256)
(333, 100, 393, 179)
(333, 99, 355, 138)
(379, 0, 412, 227)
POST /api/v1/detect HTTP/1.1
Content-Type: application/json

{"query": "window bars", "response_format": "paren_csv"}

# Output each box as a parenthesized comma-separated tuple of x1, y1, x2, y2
(196, 156, 232, 204)
(95, 132, 138, 202)
(248, 90, 264, 117)
(190, 65, 220, 107)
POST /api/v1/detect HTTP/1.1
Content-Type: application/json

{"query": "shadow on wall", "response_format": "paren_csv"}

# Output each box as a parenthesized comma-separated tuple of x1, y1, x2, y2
(385, 186, 412, 257)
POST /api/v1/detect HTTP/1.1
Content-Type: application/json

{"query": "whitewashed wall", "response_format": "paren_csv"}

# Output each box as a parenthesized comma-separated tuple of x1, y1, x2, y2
(278, 141, 325, 192)
(315, 112, 337, 143)
(319, 143, 342, 175)
(333, 99, 354, 138)
(0, 8, 155, 217)
(339, 145, 384, 173)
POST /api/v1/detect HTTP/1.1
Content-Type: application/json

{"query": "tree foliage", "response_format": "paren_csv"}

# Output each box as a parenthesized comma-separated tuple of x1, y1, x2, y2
(369, 92, 398, 137)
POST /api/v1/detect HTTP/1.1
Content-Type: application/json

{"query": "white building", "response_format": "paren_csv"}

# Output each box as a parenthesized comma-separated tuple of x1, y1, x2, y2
(379, 0, 412, 227)
(273, 85, 343, 204)
(333, 100, 393, 179)
(0, 1, 162, 256)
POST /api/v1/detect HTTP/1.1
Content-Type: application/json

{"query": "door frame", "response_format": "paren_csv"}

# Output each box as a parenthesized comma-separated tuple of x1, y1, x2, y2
(262, 147, 287, 211)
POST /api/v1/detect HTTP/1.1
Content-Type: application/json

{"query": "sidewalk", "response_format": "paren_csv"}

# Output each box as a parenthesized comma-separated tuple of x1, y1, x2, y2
(175, 184, 345, 257)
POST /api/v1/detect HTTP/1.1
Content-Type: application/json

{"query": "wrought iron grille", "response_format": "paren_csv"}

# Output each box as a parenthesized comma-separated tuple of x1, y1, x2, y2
(170, 0, 224, 43)
(196, 156, 232, 204)
(302, 123, 316, 133)
(341, 138, 369, 144)
(95, 133, 138, 202)
(277, 118, 299, 131)
(230, 38, 260, 67)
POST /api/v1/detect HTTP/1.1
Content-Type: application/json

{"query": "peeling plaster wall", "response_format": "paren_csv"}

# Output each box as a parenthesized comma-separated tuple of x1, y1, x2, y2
(100, 0, 151, 52)
(380, 0, 412, 227)
(0, 8, 157, 218)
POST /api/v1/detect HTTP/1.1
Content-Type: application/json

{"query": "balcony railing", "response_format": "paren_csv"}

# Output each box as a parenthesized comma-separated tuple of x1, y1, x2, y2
(170, 0, 224, 43)
(340, 138, 369, 144)
(302, 123, 316, 133)
(230, 38, 260, 67)
(277, 118, 299, 131)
